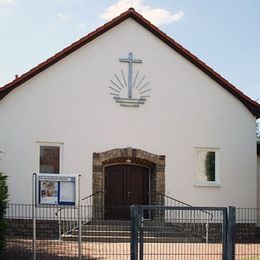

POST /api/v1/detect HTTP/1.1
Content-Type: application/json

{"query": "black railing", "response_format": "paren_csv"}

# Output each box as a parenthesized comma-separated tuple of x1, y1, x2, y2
(156, 192, 214, 218)
(131, 205, 228, 259)
(2, 204, 260, 259)
(55, 190, 103, 240)
(156, 192, 213, 242)
(81, 190, 103, 202)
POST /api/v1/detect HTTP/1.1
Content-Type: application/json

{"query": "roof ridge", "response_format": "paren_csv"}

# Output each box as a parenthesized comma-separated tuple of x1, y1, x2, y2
(0, 8, 259, 117)
(122, 10, 260, 108)
(126, 10, 260, 114)
(0, 8, 133, 92)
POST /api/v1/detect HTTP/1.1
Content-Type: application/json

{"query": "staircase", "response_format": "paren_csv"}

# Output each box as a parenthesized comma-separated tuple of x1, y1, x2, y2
(62, 219, 205, 243)
(56, 192, 211, 243)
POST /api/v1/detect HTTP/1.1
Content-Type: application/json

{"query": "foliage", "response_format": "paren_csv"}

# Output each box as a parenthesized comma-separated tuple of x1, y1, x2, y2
(257, 120, 260, 138)
(205, 152, 215, 181)
(0, 173, 8, 254)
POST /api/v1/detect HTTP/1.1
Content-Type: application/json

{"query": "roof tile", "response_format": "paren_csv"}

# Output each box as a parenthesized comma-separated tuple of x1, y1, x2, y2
(0, 8, 259, 117)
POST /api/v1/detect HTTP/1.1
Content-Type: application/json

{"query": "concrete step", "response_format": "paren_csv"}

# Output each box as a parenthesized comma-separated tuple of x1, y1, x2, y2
(81, 226, 195, 236)
(82, 224, 130, 231)
(72, 230, 131, 237)
(87, 220, 131, 226)
(71, 229, 195, 238)
(61, 220, 205, 243)
(62, 234, 204, 243)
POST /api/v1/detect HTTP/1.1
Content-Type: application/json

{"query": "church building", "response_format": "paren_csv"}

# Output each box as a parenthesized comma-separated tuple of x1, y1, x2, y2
(0, 8, 259, 217)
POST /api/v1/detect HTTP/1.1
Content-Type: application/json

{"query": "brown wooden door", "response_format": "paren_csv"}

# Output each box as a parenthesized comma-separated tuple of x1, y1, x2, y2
(105, 165, 149, 220)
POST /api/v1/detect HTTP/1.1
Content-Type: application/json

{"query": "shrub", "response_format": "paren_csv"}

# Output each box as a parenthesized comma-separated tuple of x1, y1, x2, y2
(205, 152, 215, 181)
(0, 173, 8, 254)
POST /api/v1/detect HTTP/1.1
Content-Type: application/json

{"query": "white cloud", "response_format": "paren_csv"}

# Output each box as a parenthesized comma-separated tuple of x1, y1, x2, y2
(100, 0, 184, 26)
(55, 0, 83, 2)
(0, 0, 15, 16)
(78, 22, 86, 29)
(0, 0, 16, 4)
(57, 12, 73, 21)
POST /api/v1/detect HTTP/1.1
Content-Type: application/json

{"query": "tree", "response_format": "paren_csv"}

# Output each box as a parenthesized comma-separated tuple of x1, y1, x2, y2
(257, 120, 260, 139)
(0, 173, 8, 254)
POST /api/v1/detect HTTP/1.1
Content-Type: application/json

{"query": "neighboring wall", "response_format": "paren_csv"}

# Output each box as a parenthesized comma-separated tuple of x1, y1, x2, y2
(0, 18, 257, 207)
(257, 154, 260, 209)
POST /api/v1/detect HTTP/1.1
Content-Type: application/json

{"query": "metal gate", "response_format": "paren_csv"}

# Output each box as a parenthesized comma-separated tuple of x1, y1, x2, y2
(131, 205, 235, 260)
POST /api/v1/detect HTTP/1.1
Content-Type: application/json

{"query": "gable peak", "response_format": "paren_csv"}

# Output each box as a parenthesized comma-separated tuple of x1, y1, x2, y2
(128, 7, 136, 12)
(0, 8, 259, 117)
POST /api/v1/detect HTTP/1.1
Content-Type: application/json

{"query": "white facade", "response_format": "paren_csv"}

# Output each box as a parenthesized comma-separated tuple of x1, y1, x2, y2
(0, 17, 258, 208)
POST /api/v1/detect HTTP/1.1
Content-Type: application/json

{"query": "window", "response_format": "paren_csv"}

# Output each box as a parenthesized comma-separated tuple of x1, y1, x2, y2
(195, 148, 219, 186)
(38, 143, 63, 174)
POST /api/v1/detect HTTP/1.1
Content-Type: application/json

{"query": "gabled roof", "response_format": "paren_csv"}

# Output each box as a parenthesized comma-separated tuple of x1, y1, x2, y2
(0, 8, 259, 117)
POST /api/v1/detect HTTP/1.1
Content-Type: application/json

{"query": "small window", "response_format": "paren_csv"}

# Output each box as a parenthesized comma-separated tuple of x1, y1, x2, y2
(38, 143, 62, 174)
(195, 148, 219, 186)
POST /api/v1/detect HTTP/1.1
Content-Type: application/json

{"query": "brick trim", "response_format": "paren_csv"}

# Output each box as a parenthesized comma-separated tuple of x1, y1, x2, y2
(92, 147, 165, 218)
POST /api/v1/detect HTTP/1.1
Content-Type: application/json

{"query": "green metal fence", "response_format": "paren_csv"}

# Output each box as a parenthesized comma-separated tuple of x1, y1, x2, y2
(1, 204, 259, 259)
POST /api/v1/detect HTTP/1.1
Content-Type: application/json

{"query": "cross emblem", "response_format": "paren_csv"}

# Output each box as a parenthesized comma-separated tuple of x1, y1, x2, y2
(108, 52, 151, 107)
(119, 52, 142, 98)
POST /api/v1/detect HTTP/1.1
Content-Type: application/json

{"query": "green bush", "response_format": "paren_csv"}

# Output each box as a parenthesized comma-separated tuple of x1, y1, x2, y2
(0, 173, 8, 254)
(205, 152, 215, 181)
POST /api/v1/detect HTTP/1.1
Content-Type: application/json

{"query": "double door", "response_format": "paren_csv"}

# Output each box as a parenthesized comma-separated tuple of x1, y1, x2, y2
(104, 165, 149, 219)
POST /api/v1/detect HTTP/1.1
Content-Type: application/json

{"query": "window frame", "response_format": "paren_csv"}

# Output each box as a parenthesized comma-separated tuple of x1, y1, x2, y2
(36, 142, 63, 174)
(194, 147, 220, 187)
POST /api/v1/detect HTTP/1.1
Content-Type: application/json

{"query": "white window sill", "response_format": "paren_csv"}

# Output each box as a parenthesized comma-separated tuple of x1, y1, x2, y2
(194, 182, 221, 187)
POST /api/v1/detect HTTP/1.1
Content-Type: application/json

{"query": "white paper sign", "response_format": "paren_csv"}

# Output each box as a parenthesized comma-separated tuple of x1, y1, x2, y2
(60, 181, 75, 203)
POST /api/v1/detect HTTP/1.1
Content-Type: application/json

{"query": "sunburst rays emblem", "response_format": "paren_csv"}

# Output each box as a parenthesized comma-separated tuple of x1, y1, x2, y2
(108, 52, 151, 107)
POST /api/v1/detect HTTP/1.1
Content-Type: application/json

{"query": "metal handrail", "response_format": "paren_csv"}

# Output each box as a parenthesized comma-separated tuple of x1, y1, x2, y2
(157, 192, 212, 242)
(81, 190, 103, 201)
(55, 191, 103, 240)
(55, 190, 103, 216)
(55, 207, 62, 216)
(156, 192, 214, 219)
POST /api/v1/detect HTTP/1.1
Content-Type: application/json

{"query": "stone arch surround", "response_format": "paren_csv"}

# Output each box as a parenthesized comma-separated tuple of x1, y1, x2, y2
(92, 147, 166, 218)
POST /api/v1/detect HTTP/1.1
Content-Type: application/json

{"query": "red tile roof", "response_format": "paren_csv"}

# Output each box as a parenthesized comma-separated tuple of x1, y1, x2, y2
(0, 8, 259, 117)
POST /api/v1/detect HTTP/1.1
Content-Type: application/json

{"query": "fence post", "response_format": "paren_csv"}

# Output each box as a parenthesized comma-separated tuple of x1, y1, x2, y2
(58, 210, 62, 241)
(227, 206, 235, 260)
(222, 208, 228, 260)
(32, 173, 37, 260)
(205, 223, 209, 243)
(131, 205, 139, 260)
(139, 213, 144, 260)
(78, 175, 82, 260)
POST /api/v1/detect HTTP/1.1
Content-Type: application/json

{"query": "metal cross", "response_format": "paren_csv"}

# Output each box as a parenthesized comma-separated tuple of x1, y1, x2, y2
(119, 52, 142, 98)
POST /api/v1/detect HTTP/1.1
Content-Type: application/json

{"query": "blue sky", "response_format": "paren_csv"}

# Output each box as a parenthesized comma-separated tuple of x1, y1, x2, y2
(0, 0, 259, 102)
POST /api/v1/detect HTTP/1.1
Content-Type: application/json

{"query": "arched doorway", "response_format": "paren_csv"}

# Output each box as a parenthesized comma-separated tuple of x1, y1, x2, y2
(92, 147, 166, 219)
(104, 164, 149, 219)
